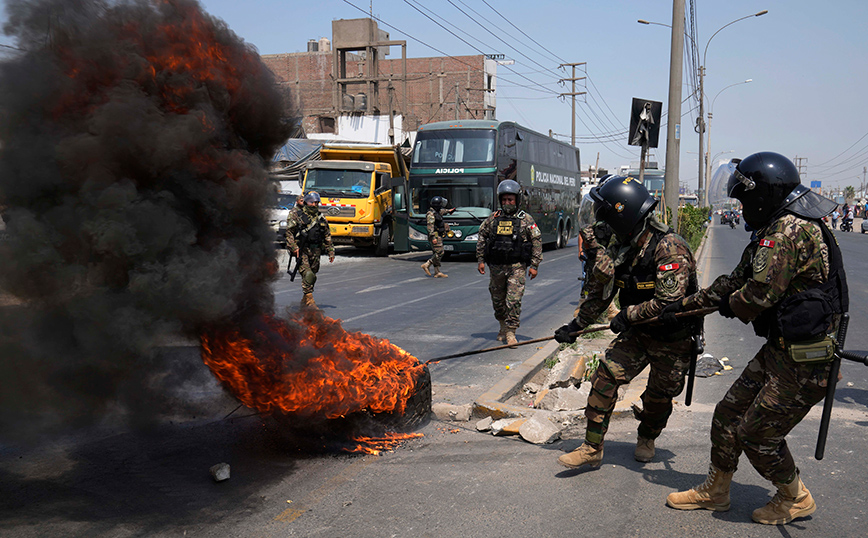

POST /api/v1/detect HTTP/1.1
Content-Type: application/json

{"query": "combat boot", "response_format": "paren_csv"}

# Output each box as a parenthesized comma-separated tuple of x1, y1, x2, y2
(504, 330, 518, 348)
(496, 321, 507, 342)
(420, 260, 433, 276)
(666, 464, 733, 511)
(634, 436, 655, 462)
(300, 293, 317, 309)
(751, 474, 816, 525)
(558, 443, 603, 470)
(433, 267, 448, 278)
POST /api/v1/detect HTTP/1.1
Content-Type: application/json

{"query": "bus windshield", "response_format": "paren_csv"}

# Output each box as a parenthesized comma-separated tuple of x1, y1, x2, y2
(305, 169, 371, 198)
(413, 129, 496, 166)
(410, 175, 495, 220)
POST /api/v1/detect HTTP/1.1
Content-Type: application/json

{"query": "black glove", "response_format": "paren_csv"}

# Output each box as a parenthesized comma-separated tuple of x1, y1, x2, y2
(718, 295, 736, 319)
(609, 310, 631, 334)
(554, 319, 582, 344)
(660, 300, 685, 328)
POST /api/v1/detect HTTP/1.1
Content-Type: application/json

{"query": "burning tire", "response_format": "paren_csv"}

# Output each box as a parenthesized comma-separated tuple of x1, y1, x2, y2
(268, 363, 431, 452)
(380, 363, 432, 429)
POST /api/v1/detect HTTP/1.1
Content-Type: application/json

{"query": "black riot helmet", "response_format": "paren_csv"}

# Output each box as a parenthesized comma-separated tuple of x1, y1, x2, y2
(304, 191, 321, 204)
(497, 179, 522, 206)
(430, 196, 446, 210)
(589, 176, 657, 240)
(725, 152, 801, 229)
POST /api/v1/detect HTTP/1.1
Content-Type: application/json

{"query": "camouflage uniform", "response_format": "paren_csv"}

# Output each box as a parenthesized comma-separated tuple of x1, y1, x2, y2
(680, 213, 833, 484)
(476, 210, 543, 330)
(426, 207, 450, 268)
(285, 207, 334, 295)
(574, 218, 697, 447)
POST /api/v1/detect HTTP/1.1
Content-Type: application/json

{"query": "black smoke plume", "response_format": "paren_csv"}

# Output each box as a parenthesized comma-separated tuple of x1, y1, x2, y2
(0, 0, 294, 439)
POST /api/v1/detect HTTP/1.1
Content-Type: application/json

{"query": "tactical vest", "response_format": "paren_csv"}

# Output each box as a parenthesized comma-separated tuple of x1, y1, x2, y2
(298, 210, 327, 246)
(484, 211, 530, 265)
(430, 208, 446, 236)
(614, 225, 698, 333)
(751, 218, 848, 342)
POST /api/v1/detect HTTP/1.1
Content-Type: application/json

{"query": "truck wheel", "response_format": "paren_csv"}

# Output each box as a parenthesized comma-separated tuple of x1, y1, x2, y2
(555, 223, 564, 249)
(374, 227, 389, 257)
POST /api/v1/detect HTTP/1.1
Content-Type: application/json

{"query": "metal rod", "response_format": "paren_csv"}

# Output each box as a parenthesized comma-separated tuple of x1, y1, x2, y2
(423, 307, 718, 364)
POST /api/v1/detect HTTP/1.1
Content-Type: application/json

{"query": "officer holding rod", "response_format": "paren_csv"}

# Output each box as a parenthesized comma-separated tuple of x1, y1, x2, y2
(554, 176, 699, 469)
(664, 152, 847, 526)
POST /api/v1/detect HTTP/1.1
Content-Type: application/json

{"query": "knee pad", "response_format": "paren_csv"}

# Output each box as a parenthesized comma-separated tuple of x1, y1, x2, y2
(303, 270, 317, 286)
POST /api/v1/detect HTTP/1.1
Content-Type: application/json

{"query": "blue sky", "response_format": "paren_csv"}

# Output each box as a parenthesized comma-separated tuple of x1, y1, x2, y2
(4, 0, 868, 193)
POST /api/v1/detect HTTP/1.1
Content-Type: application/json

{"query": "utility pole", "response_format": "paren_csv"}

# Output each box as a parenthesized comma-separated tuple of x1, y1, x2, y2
(455, 82, 460, 121)
(793, 156, 807, 182)
(664, 0, 685, 229)
(558, 62, 586, 147)
(696, 66, 705, 206)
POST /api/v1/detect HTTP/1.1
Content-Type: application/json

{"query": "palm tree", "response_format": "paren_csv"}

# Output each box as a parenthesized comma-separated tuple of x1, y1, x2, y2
(844, 185, 855, 201)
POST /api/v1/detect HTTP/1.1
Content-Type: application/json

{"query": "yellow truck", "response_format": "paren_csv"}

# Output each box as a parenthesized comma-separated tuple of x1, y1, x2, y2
(301, 143, 408, 256)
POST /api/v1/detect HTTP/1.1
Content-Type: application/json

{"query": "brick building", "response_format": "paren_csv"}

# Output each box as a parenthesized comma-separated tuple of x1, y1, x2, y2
(260, 18, 498, 143)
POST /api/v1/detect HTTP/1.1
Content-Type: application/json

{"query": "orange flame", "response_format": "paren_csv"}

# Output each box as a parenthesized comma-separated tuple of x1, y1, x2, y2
(200, 312, 426, 421)
(345, 433, 425, 455)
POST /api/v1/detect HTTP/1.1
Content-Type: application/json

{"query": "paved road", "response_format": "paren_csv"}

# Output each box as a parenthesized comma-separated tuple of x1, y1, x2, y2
(2, 222, 867, 537)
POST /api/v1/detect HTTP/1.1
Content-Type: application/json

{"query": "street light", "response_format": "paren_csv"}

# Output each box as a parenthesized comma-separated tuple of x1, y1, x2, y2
(639, 10, 767, 207)
(705, 79, 752, 199)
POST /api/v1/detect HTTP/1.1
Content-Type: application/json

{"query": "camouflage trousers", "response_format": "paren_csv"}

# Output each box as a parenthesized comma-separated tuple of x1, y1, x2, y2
(488, 262, 527, 330)
(297, 246, 322, 294)
(585, 328, 693, 447)
(427, 236, 445, 267)
(710, 342, 830, 484)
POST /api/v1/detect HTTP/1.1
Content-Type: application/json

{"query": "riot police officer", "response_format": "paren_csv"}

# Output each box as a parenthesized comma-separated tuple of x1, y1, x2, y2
(554, 176, 699, 468)
(476, 180, 542, 346)
(665, 152, 846, 525)
(421, 195, 455, 278)
(285, 191, 335, 308)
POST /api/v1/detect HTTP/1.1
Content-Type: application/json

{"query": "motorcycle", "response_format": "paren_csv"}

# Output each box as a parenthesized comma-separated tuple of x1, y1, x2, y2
(841, 218, 853, 232)
(729, 219, 736, 229)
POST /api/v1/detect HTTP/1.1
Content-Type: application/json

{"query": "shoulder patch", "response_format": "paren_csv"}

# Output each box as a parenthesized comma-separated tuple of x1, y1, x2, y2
(759, 239, 775, 248)
(659, 262, 679, 271)
(529, 223, 537, 229)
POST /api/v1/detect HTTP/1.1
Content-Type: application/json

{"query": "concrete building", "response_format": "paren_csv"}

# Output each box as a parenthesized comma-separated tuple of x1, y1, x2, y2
(260, 18, 498, 144)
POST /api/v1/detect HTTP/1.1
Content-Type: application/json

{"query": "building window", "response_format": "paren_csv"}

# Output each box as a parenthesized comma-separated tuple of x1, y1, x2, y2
(319, 116, 336, 134)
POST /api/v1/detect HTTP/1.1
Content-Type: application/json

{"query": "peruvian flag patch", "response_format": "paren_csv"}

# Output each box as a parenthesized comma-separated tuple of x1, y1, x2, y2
(759, 239, 775, 248)
(659, 263, 679, 271)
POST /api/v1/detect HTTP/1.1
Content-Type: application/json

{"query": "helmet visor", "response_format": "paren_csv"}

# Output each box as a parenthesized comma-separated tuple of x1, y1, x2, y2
(724, 162, 756, 199)
(577, 193, 596, 229)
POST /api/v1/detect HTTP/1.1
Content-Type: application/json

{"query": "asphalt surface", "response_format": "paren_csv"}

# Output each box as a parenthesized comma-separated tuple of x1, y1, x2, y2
(2, 221, 867, 537)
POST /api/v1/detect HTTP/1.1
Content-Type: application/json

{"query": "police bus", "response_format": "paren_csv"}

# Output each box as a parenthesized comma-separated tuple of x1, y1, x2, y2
(391, 120, 581, 254)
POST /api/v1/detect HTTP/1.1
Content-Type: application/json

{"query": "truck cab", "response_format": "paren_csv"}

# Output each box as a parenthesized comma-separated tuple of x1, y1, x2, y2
(302, 144, 408, 256)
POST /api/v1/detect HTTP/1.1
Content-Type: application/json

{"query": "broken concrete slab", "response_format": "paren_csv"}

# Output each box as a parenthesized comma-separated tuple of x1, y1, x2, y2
(544, 349, 587, 389)
(523, 382, 541, 394)
(501, 418, 527, 435)
(431, 402, 472, 422)
(491, 418, 523, 436)
(475, 416, 493, 432)
(535, 386, 587, 411)
(519, 414, 562, 444)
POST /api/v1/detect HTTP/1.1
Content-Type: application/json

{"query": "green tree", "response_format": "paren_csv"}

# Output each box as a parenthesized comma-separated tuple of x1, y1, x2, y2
(844, 185, 855, 201)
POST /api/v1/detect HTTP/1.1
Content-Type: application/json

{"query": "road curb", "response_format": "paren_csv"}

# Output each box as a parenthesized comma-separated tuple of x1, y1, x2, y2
(472, 338, 648, 421)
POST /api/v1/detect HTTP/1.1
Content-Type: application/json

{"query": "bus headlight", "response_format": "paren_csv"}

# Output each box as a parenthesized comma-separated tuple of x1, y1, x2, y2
(409, 227, 427, 241)
(465, 233, 478, 241)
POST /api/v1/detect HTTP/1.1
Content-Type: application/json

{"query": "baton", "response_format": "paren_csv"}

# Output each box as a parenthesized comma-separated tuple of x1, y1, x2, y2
(815, 314, 868, 460)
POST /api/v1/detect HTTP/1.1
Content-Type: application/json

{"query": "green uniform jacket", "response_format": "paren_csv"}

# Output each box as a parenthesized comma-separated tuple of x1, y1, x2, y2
(683, 213, 830, 324)
(476, 210, 543, 269)
(285, 208, 335, 255)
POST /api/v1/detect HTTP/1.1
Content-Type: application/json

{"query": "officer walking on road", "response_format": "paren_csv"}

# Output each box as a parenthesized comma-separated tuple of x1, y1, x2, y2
(286, 191, 335, 309)
(554, 176, 699, 469)
(664, 152, 847, 525)
(477, 180, 542, 347)
(421, 195, 455, 278)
